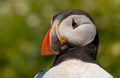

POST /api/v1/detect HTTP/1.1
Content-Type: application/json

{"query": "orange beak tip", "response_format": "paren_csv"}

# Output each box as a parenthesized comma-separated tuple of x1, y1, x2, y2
(41, 27, 55, 55)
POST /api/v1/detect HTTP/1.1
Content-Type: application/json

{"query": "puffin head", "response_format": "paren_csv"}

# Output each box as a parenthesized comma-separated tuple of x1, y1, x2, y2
(41, 10, 99, 55)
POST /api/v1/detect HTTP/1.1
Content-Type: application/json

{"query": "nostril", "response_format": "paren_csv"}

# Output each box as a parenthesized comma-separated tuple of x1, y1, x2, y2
(72, 19, 79, 29)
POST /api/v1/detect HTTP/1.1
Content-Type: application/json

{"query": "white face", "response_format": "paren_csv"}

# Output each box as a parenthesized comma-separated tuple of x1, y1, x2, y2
(58, 15, 96, 46)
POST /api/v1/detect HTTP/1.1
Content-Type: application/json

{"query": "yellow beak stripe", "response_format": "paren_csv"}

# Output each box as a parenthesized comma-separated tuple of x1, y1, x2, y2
(54, 22, 66, 45)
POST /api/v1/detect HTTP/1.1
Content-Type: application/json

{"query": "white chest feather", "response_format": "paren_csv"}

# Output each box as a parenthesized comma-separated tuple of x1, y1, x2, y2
(43, 59, 113, 78)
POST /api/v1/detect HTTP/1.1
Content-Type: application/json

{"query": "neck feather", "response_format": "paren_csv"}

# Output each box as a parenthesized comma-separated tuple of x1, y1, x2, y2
(53, 43, 98, 66)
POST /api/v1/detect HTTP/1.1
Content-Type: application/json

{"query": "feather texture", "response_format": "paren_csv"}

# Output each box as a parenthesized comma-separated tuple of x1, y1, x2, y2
(43, 59, 113, 78)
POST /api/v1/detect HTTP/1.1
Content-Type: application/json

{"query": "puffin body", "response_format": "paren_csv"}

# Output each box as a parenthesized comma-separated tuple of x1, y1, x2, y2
(42, 60, 111, 78)
(34, 10, 113, 78)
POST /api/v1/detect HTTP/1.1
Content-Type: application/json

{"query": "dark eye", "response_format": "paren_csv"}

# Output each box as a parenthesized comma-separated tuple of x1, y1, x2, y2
(72, 19, 79, 29)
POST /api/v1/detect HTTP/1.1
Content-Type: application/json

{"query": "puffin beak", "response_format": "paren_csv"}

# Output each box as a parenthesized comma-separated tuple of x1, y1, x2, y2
(41, 27, 55, 55)
(41, 22, 67, 55)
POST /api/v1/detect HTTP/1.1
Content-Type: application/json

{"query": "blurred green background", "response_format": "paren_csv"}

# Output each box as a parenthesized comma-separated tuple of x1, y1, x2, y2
(0, 0, 120, 78)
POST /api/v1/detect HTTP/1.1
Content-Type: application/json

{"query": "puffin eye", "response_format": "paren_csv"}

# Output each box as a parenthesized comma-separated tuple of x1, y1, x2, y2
(72, 19, 79, 29)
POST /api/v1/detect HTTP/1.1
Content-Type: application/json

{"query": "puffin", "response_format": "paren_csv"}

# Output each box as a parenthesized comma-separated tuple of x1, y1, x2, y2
(34, 10, 114, 78)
